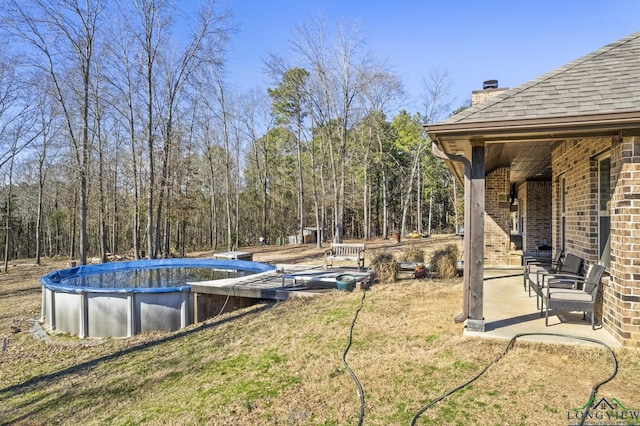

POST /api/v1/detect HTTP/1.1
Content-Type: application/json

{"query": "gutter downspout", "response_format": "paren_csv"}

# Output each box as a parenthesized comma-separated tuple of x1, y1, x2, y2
(431, 142, 471, 323)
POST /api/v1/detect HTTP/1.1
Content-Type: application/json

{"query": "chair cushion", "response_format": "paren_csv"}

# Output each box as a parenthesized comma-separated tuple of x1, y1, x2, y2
(540, 282, 574, 291)
(528, 264, 556, 275)
(547, 289, 592, 301)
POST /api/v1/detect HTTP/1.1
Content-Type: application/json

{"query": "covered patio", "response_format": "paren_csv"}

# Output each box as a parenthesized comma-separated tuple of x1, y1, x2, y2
(425, 31, 640, 346)
(472, 267, 620, 348)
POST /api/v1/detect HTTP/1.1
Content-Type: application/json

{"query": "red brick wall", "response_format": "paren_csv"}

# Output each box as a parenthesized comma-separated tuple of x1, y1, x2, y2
(551, 136, 640, 346)
(552, 138, 607, 264)
(484, 167, 511, 265)
(606, 136, 640, 346)
(520, 180, 552, 254)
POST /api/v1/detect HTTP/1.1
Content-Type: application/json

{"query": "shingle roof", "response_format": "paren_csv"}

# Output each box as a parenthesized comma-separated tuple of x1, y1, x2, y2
(439, 31, 640, 125)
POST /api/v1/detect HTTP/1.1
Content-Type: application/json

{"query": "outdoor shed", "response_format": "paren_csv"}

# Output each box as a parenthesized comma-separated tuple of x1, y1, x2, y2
(425, 31, 640, 346)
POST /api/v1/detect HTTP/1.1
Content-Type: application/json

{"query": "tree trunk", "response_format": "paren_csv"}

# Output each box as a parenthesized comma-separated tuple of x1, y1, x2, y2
(400, 141, 426, 237)
(97, 113, 107, 264)
(376, 130, 389, 239)
(146, 59, 155, 259)
(208, 160, 218, 249)
(3, 156, 14, 272)
(428, 192, 434, 235)
(35, 213, 42, 262)
(35, 156, 45, 266)
(309, 121, 322, 248)
(154, 141, 170, 258)
(70, 191, 77, 261)
(417, 162, 423, 235)
(112, 156, 119, 256)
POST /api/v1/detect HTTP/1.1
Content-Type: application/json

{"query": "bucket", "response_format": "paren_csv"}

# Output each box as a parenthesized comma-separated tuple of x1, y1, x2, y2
(336, 274, 356, 292)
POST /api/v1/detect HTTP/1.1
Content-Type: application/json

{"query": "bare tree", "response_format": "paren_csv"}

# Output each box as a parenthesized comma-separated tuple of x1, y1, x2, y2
(33, 87, 61, 265)
(3, 121, 41, 270)
(421, 68, 454, 125)
(3, 138, 17, 271)
(212, 71, 234, 250)
(282, 16, 375, 242)
(358, 69, 404, 239)
(103, 6, 146, 259)
(92, 74, 109, 263)
(421, 68, 455, 234)
(237, 89, 274, 244)
(6, 0, 105, 265)
(0, 56, 35, 175)
(156, 19, 221, 255)
(398, 113, 427, 238)
(124, 0, 171, 258)
(193, 58, 232, 250)
(125, 0, 233, 257)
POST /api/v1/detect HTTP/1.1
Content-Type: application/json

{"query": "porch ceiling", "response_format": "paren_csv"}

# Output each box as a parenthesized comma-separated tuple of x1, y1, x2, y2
(440, 138, 559, 185)
(426, 111, 640, 185)
(487, 141, 555, 181)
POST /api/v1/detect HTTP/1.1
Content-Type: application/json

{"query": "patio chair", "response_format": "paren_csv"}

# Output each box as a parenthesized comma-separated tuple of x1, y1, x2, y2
(542, 263, 605, 329)
(528, 253, 583, 300)
(523, 249, 564, 291)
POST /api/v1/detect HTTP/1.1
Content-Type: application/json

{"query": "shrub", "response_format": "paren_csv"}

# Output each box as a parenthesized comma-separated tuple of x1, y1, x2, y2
(430, 244, 459, 279)
(399, 244, 425, 263)
(370, 251, 398, 283)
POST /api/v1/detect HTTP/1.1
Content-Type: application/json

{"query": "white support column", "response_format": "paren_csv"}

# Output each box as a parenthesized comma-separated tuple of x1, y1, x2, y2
(127, 293, 135, 338)
(50, 290, 56, 331)
(79, 291, 88, 338)
(180, 290, 189, 328)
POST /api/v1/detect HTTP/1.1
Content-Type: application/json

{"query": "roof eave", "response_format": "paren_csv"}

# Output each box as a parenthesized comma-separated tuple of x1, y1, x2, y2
(425, 111, 640, 142)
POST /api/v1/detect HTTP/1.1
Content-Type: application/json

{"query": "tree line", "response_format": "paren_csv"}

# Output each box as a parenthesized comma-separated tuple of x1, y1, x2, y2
(0, 0, 461, 267)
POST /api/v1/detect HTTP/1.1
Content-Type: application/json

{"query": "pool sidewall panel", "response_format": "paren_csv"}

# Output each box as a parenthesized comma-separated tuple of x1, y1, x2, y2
(88, 293, 129, 337)
(136, 292, 191, 333)
(54, 292, 81, 336)
(42, 288, 53, 329)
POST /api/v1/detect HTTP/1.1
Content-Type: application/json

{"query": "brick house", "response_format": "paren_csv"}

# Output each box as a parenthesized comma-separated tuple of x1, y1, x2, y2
(424, 31, 640, 346)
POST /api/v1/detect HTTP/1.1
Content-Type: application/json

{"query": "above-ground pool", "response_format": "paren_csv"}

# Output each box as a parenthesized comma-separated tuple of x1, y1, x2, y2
(40, 258, 276, 338)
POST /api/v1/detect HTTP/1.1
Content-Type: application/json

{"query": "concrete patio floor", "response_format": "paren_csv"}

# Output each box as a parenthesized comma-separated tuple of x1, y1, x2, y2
(463, 267, 621, 349)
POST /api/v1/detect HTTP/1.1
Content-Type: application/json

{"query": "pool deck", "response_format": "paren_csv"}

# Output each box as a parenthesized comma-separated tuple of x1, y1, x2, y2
(189, 264, 374, 300)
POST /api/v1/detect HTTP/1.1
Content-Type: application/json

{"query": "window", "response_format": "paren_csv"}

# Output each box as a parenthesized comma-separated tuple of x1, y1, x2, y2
(598, 156, 611, 267)
(559, 175, 566, 251)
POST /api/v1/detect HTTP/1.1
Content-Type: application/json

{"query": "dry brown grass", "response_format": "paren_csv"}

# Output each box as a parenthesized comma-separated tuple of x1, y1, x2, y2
(369, 251, 398, 283)
(1, 236, 639, 425)
(399, 243, 426, 263)
(430, 244, 460, 279)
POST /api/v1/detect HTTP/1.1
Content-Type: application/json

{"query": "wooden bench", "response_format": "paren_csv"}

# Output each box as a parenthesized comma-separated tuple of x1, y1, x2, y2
(324, 243, 365, 271)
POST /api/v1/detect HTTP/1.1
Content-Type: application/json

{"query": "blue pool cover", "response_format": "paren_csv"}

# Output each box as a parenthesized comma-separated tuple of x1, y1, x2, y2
(40, 258, 276, 294)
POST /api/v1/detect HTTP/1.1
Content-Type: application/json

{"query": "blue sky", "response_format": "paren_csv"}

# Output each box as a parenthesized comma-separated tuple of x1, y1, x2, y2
(222, 0, 640, 116)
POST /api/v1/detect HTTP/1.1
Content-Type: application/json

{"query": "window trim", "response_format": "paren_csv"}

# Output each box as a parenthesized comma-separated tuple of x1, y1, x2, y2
(597, 154, 611, 267)
(559, 174, 566, 251)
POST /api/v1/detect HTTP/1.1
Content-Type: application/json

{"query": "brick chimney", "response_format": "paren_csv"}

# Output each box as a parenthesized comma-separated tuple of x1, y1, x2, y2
(471, 79, 508, 106)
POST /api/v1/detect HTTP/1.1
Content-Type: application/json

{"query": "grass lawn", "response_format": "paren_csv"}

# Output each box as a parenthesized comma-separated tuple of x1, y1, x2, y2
(1, 237, 639, 425)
